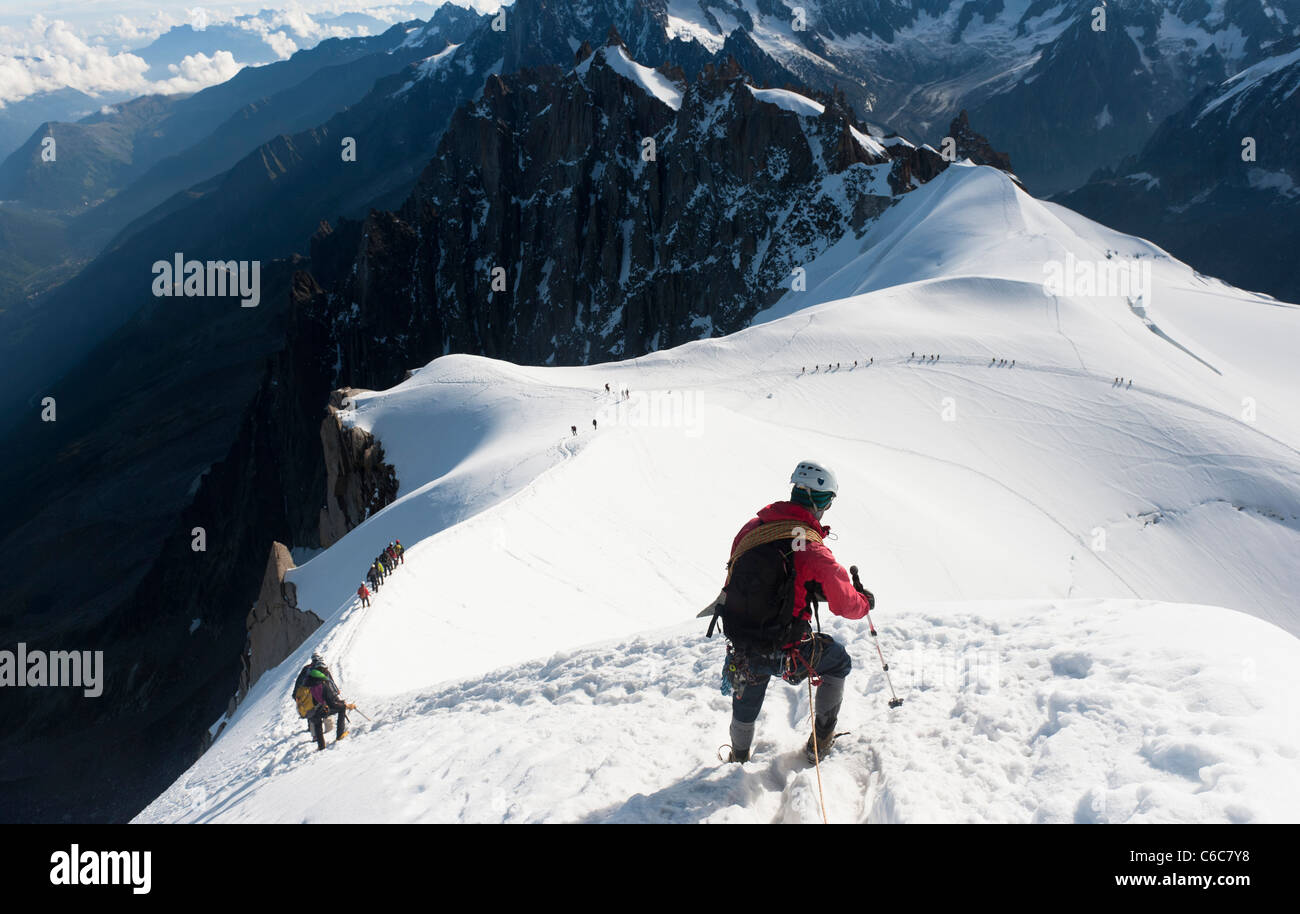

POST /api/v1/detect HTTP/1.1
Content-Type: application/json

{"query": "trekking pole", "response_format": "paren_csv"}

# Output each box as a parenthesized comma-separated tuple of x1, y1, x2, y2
(849, 566, 903, 709)
(347, 704, 371, 721)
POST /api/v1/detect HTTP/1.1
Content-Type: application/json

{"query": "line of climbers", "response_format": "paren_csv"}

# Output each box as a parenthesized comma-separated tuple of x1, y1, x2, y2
(358, 540, 404, 607)
(799, 354, 1124, 382)
(801, 358, 873, 375)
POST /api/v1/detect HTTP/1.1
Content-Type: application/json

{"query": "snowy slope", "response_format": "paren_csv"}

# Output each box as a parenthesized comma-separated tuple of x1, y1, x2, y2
(139, 164, 1300, 824)
(143, 600, 1300, 824)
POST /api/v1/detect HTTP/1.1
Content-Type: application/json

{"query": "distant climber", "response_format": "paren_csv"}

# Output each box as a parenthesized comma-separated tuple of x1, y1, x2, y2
(605, 383, 610, 393)
(572, 425, 577, 436)
(394, 539, 405, 564)
(292, 653, 348, 745)
(293, 652, 335, 701)
(706, 461, 875, 765)
(293, 653, 353, 750)
(358, 583, 370, 608)
(593, 418, 598, 430)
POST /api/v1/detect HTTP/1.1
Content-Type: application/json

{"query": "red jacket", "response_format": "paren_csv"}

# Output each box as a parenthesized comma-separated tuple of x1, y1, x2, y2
(731, 501, 871, 624)
(358, 585, 370, 598)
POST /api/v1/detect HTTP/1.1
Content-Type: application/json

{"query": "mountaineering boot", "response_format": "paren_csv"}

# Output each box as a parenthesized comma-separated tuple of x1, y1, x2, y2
(804, 723, 838, 763)
(724, 718, 755, 763)
(337, 730, 349, 742)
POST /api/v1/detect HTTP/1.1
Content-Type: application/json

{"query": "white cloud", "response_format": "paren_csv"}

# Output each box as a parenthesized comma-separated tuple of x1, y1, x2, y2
(0, 15, 245, 104)
(95, 12, 185, 48)
(153, 50, 243, 94)
(0, 16, 151, 104)
(0, 3, 485, 106)
(263, 30, 299, 59)
(236, 4, 372, 52)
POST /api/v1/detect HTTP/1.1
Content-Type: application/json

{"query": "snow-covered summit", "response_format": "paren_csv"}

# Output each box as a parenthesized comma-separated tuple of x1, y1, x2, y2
(578, 42, 686, 110)
(746, 84, 889, 157)
(138, 164, 1300, 824)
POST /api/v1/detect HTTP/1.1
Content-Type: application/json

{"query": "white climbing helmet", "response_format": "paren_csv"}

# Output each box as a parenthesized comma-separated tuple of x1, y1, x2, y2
(790, 460, 838, 495)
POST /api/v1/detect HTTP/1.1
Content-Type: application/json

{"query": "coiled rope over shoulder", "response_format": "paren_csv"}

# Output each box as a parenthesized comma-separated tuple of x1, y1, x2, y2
(705, 523, 825, 639)
(724, 523, 823, 585)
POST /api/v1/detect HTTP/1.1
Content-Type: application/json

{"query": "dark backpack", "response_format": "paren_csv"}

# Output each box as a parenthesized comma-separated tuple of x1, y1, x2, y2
(707, 517, 826, 655)
(720, 536, 802, 651)
(292, 664, 334, 717)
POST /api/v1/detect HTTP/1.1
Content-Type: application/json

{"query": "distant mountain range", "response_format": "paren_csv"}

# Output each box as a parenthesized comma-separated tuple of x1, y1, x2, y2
(1057, 39, 1300, 306)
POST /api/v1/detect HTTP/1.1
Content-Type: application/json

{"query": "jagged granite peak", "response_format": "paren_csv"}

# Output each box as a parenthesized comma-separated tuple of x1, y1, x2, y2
(296, 47, 968, 387)
(948, 110, 1015, 176)
(318, 391, 400, 548)
(230, 542, 323, 737)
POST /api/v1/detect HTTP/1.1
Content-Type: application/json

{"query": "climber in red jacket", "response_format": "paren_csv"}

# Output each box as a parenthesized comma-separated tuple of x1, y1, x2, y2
(709, 460, 874, 764)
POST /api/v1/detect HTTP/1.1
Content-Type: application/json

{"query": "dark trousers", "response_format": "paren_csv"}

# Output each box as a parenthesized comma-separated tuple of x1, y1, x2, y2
(310, 708, 348, 750)
(731, 634, 852, 728)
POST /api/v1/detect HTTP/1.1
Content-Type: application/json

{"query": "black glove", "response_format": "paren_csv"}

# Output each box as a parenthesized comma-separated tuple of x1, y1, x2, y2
(848, 565, 874, 611)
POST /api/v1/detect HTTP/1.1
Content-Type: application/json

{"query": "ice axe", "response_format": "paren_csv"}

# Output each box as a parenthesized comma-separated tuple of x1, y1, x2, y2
(346, 703, 371, 721)
(850, 565, 903, 710)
